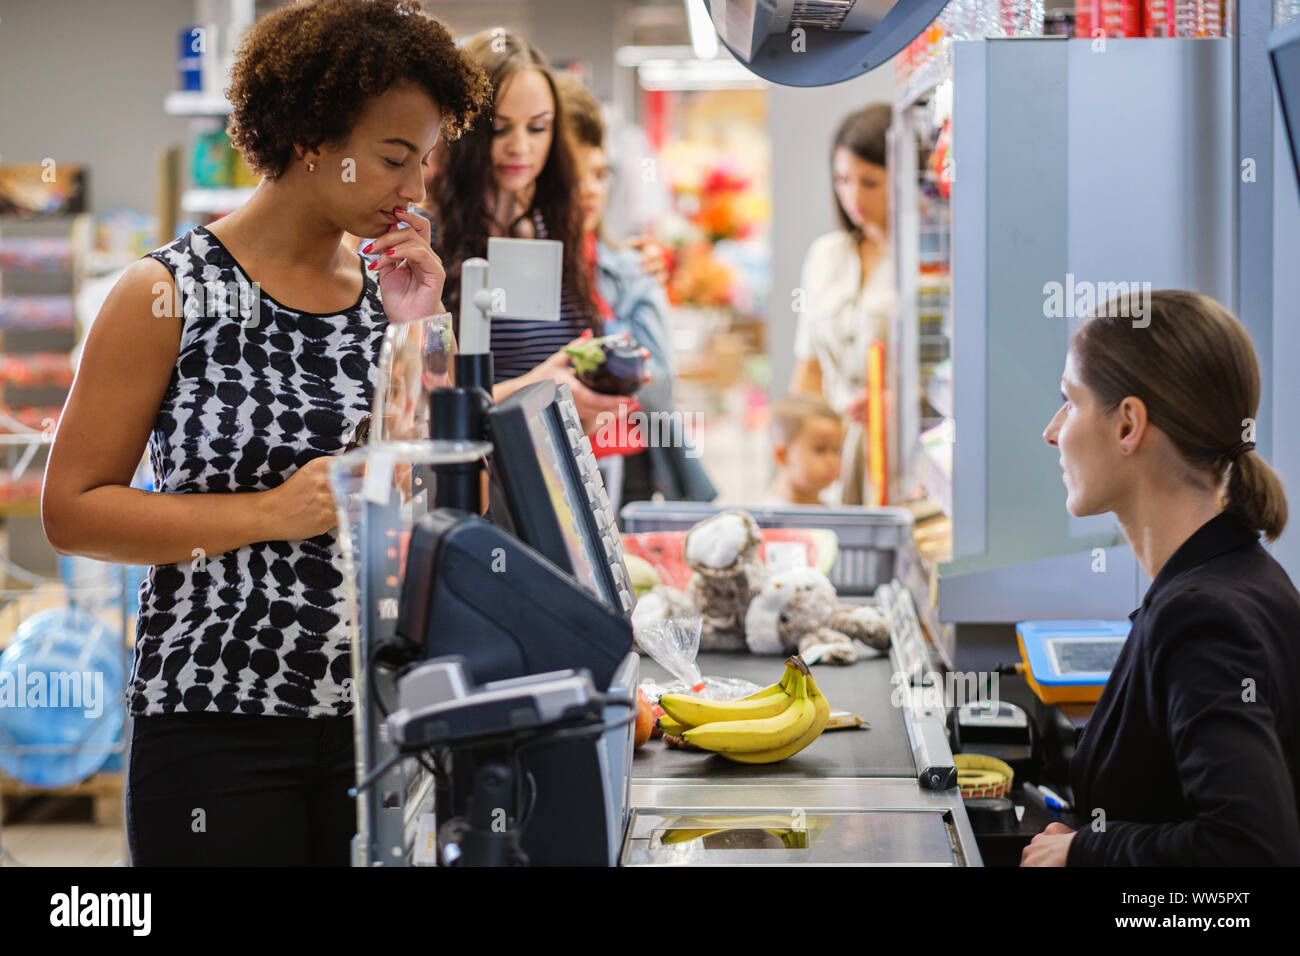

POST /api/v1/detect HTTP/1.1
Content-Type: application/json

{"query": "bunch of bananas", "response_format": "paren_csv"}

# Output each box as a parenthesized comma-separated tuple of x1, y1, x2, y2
(657, 656, 830, 764)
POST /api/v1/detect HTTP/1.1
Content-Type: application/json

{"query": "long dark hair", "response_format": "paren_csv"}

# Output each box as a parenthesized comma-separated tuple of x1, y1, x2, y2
(430, 30, 596, 333)
(830, 103, 891, 235)
(1073, 290, 1288, 541)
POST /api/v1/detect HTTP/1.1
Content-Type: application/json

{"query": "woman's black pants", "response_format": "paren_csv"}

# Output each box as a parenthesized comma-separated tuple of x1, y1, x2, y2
(126, 711, 356, 866)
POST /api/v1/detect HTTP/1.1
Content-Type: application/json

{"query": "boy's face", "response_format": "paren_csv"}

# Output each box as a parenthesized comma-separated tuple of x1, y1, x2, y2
(781, 416, 845, 496)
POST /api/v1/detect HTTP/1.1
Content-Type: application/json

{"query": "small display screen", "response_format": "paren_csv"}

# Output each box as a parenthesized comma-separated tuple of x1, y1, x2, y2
(523, 406, 604, 599)
(1048, 637, 1124, 676)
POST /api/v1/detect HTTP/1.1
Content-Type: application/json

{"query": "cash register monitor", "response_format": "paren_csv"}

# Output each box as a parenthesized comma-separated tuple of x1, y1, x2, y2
(396, 379, 635, 689)
(487, 380, 636, 616)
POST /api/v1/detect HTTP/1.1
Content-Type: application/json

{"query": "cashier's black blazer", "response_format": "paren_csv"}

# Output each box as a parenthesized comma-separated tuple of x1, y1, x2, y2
(1067, 511, 1300, 866)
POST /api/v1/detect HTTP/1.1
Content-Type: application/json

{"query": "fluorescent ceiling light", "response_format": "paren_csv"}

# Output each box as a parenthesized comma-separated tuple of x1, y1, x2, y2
(637, 57, 765, 91)
(685, 0, 719, 59)
(615, 45, 698, 67)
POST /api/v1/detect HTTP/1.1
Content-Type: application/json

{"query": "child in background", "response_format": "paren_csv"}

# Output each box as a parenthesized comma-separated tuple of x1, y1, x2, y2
(765, 394, 846, 506)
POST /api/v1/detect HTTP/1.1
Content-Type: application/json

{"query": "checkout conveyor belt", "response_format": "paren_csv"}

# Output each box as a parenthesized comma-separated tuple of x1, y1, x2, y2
(624, 645, 983, 865)
(635, 652, 916, 779)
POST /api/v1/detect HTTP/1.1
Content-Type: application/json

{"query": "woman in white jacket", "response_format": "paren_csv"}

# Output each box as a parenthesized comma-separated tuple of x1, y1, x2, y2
(790, 103, 896, 505)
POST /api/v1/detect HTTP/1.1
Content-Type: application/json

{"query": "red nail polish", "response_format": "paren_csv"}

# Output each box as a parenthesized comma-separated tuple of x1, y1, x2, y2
(385, 249, 396, 256)
(362, 243, 374, 254)
(367, 261, 378, 271)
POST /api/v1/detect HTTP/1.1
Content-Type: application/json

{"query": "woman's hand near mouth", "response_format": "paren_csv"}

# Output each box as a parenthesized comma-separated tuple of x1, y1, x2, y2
(363, 206, 446, 324)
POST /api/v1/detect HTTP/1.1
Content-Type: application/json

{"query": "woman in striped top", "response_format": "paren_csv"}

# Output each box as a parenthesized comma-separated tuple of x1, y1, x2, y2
(427, 30, 632, 432)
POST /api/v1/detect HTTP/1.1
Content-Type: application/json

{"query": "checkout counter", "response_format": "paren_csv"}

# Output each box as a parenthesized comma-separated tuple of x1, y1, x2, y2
(628, 646, 980, 866)
(330, 244, 987, 867)
(333, 364, 985, 864)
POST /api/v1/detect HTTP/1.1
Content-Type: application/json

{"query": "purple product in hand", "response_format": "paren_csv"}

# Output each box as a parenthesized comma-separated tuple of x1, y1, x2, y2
(563, 333, 646, 396)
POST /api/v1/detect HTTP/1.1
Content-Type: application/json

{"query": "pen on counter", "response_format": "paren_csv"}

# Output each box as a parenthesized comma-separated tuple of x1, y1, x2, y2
(1021, 781, 1052, 815)
(1037, 784, 1072, 812)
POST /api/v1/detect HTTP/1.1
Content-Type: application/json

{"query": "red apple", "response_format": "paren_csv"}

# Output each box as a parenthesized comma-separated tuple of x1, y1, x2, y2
(634, 689, 654, 749)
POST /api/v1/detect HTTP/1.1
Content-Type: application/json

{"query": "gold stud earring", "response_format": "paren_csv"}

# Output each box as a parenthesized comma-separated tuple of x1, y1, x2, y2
(307, 161, 317, 172)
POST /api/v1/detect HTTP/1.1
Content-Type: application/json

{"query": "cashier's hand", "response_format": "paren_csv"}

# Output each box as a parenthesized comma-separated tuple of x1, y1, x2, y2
(1020, 822, 1075, 867)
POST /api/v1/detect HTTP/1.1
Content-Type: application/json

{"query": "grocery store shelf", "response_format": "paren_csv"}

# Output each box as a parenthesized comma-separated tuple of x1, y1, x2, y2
(181, 187, 256, 215)
(915, 421, 953, 519)
(164, 90, 232, 116)
(895, 55, 951, 110)
(924, 374, 953, 420)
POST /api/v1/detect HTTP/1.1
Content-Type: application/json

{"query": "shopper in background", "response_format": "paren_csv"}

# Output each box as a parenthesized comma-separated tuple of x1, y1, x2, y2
(790, 103, 897, 505)
(764, 393, 845, 507)
(428, 29, 629, 435)
(555, 74, 715, 506)
(1028, 290, 1300, 866)
(40, 0, 489, 866)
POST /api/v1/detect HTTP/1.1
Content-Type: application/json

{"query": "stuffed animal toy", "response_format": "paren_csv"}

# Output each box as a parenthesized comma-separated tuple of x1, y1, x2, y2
(630, 509, 891, 664)
(744, 566, 891, 664)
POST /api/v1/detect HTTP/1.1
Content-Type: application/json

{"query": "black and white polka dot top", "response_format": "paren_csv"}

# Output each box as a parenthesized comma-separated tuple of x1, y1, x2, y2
(128, 226, 386, 718)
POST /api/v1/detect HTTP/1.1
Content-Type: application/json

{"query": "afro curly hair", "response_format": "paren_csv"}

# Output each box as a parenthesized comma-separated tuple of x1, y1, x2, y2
(227, 0, 490, 180)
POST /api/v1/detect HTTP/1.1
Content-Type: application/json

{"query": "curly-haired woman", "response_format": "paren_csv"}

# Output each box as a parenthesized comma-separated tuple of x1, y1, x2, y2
(41, 0, 488, 866)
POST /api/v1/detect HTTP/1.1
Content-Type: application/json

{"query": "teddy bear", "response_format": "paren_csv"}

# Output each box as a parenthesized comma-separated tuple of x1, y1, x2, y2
(630, 509, 891, 664)
(744, 566, 891, 664)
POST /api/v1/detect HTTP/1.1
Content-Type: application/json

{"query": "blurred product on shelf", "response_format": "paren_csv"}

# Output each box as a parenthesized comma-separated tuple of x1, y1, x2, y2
(1075, 0, 1141, 37)
(0, 296, 76, 331)
(89, 209, 158, 275)
(1044, 8, 1077, 34)
(1076, 0, 1229, 37)
(0, 472, 45, 504)
(1174, 0, 1224, 36)
(0, 237, 74, 273)
(0, 164, 87, 219)
(1144, 0, 1174, 35)
(897, 1, 1047, 92)
(177, 25, 204, 92)
(0, 354, 75, 389)
(0, 406, 62, 433)
(999, 0, 1047, 36)
(189, 123, 260, 189)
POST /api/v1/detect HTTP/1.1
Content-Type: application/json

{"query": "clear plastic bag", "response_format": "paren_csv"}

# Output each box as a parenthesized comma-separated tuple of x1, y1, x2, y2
(635, 616, 764, 702)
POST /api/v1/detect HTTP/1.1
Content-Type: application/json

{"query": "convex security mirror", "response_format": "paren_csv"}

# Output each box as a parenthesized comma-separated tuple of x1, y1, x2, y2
(705, 0, 952, 87)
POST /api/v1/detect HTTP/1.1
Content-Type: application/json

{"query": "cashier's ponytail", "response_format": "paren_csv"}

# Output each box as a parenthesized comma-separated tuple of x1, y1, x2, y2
(1072, 290, 1288, 542)
(1227, 444, 1288, 543)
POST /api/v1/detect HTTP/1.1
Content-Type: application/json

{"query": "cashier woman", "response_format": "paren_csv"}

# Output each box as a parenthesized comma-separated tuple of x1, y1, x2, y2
(1023, 290, 1300, 866)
